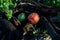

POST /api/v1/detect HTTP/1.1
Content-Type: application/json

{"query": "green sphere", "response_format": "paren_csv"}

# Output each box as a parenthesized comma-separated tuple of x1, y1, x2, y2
(18, 13, 26, 21)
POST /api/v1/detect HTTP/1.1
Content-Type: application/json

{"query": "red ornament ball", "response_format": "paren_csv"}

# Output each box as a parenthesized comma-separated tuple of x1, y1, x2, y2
(28, 12, 40, 24)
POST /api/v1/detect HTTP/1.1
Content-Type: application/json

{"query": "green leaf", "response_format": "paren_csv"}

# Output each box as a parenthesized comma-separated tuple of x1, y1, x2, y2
(0, 0, 18, 20)
(6, 10, 13, 20)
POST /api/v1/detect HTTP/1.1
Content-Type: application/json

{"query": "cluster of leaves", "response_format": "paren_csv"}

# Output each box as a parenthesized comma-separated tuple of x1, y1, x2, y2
(43, 0, 60, 7)
(33, 29, 48, 35)
(0, 0, 18, 20)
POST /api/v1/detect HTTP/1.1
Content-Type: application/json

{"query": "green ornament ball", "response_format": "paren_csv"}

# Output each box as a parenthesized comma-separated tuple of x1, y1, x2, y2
(18, 13, 26, 21)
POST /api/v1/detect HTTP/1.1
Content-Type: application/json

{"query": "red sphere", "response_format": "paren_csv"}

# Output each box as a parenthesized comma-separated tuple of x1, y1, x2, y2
(28, 12, 40, 24)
